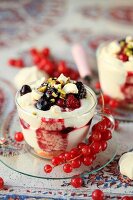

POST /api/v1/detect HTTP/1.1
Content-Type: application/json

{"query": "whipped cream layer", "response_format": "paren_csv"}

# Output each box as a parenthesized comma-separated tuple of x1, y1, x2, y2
(17, 86, 96, 128)
(97, 42, 133, 100)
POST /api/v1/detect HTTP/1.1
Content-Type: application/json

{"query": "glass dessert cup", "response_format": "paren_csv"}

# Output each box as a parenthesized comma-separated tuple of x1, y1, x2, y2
(96, 42, 133, 109)
(15, 85, 114, 159)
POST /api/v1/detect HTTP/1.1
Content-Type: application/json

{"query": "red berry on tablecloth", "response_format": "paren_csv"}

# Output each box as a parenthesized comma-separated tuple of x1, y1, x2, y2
(92, 189, 104, 200)
(42, 48, 50, 57)
(71, 176, 83, 188)
(30, 48, 39, 56)
(14, 132, 24, 142)
(58, 60, 68, 74)
(0, 177, 4, 189)
(51, 157, 61, 166)
(15, 59, 24, 68)
(44, 164, 53, 173)
(81, 145, 91, 156)
(65, 152, 73, 161)
(63, 163, 72, 173)
(8, 58, 16, 66)
(71, 158, 81, 168)
(83, 156, 93, 166)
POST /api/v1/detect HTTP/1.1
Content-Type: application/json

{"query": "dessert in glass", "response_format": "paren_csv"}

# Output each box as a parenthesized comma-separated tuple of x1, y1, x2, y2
(15, 74, 113, 159)
(97, 36, 133, 109)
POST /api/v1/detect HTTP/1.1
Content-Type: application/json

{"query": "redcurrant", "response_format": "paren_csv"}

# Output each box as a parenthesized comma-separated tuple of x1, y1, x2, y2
(92, 131, 102, 142)
(92, 189, 104, 200)
(51, 157, 61, 166)
(44, 164, 52, 173)
(83, 156, 93, 166)
(101, 129, 112, 141)
(91, 141, 102, 154)
(14, 132, 24, 142)
(81, 145, 91, 156)
(71, 176, 83, 188)
(71, 158, 81, 168)
(63, 163, 72, 173)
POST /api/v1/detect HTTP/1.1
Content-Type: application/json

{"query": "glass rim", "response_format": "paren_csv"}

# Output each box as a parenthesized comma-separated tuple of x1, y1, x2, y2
(15, 83, 97, 119)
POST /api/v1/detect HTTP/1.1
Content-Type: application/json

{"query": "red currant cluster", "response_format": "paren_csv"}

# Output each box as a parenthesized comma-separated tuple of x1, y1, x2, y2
(8, 58, 24, 68)
(8, 47, 80, 80)
(44, 116, 113, 188)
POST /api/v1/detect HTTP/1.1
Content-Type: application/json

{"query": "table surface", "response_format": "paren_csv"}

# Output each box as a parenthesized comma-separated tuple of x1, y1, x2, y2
(0, 0, 133, 199)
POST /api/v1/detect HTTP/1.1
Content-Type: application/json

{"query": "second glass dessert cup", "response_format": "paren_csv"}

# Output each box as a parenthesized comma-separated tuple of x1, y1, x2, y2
(15, 85, 115, 159)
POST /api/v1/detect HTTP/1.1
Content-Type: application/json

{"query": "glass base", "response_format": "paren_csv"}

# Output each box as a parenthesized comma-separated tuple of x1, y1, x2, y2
(0, 110, 118, 180)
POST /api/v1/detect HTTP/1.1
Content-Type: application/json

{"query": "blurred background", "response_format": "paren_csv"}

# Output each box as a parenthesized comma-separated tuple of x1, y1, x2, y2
(0, 0, 133, 82)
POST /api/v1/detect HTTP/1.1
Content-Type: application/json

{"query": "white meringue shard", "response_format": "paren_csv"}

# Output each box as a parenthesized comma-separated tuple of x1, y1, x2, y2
(17, 93, 33, 107)
(50, 105, 61, 114)
(119, 152, 133, 180)
(63, 83, 78, 94)
(108, 41, 121, 54)
(126, 36, 133, 43)
(57, 74, 68, 83)
(31, 89, 43, 100)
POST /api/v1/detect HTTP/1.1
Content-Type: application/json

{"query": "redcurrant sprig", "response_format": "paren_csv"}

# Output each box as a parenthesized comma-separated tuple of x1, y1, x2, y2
(44, 116, 113, 188)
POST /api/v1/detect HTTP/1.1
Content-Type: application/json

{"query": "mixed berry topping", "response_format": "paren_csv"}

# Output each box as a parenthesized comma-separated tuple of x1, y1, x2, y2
(20, 85, 32, 96)
(19, 74, 87, 111)
(109, 36, 133, 62)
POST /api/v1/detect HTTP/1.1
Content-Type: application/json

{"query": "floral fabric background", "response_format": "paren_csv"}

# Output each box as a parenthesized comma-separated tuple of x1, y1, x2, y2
(0, 0, 133, 199)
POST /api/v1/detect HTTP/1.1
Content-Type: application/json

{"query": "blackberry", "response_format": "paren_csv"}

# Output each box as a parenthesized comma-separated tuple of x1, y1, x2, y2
(20, 85, 32, 96)
(76, 81, 86, 99)
(36, 98, 51, 111)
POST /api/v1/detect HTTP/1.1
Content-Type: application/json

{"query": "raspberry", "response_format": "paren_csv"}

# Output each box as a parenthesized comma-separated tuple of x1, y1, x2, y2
(76, 82, 86, 99)
(66, 94, 80, 109)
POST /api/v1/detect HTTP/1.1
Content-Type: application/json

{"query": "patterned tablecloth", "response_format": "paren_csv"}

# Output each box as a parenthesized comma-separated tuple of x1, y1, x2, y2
(0, 0, 133, 199)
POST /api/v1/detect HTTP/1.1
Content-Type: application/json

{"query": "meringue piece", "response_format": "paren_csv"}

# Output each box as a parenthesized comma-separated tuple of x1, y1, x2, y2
(126, 36, 133, 43)
(57, 74, 68, 83)
(63, 83, 78, 94)
(14, 66, 49, 89)
(31, 89, 43, 100)
(108, 41, 121, 54)
(119, 152, 133, 180)
(17, 93, 33, 107)
(50, 105, 61, 114)
(33, 77, 46, 88)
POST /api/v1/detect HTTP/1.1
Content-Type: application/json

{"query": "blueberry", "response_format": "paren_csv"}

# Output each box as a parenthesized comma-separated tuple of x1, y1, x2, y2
(36, 98, 51, 111)
(45, 87, 58, 99)
(20, 85, 32, 96)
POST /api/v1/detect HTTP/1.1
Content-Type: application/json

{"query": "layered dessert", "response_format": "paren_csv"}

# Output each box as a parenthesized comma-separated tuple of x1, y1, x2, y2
(16, 74, 97, 159)
(97, 36, 133, 108)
